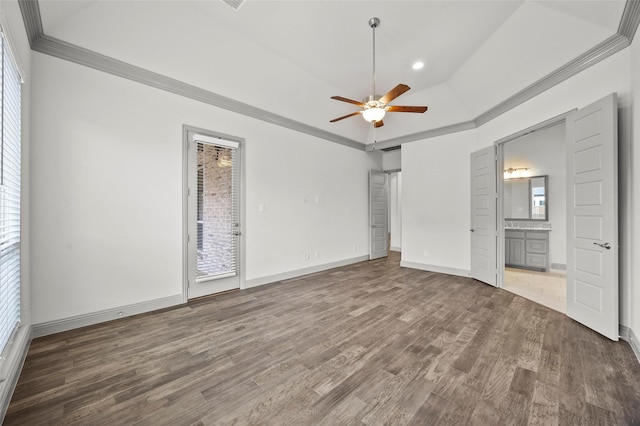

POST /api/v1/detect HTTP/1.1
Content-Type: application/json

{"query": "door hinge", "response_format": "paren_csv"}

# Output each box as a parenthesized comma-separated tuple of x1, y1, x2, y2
(187, 234, 190, 243)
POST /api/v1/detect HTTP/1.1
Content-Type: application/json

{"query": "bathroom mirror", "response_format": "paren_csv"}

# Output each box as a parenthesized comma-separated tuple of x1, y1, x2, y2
(504, 175, 548, 220)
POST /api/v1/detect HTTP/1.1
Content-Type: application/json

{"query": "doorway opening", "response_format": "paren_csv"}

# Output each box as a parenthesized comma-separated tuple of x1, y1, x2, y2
(499, 120, 567, 313)
(485, 94, 617, 340)
(388, 171, 402, 254)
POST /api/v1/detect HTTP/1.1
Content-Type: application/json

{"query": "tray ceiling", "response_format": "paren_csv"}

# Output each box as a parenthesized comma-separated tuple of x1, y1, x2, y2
(32, 1, 629, 146)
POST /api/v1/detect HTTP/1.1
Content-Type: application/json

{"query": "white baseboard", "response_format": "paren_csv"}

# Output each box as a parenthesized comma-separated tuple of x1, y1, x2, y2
(551, 263, 567, 270)
(244, 255, 369, 289)
(619, 325, 640, 364)
(400, 261, 470, 278)
(390, 246, 401, 252)
(32, 294, 184, 338)
(1, 325, 31, 423)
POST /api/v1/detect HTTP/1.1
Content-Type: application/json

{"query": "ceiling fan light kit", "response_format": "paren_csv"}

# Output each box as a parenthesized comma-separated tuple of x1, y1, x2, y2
(330, 17, 428, 128)
(362, 95, 386, 122)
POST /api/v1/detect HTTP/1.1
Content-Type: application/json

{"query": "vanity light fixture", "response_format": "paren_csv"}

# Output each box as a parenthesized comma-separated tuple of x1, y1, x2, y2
(504, 167, 530, 179)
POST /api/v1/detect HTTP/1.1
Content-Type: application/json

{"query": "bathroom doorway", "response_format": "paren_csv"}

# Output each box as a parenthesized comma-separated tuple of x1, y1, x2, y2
(500, 120, 567, 313)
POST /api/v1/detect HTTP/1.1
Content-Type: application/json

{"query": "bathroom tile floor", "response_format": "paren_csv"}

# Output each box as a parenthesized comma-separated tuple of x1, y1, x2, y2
(504, 267, 566, 313)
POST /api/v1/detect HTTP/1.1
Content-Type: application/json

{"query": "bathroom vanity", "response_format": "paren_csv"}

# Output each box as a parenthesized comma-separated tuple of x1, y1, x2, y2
(505, 229, 550, 272)
(504, 174, 551, 272)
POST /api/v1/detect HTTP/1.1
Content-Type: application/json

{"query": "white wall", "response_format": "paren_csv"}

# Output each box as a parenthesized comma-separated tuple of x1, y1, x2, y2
(401, 47, 636, 335)
(30, 52, 379, 325)
(503, 122, 567, 266)
(382, 150, 401, 171)
(0, 0, 32, 418)
(402, 129, 477, 275)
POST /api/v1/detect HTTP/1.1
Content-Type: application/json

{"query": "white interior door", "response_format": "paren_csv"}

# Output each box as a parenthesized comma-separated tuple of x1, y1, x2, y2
(566, 93, 618, 341)
(187, 131, 241, 299)
(470, 146, 497, 286)
(370, 171, 388, 260)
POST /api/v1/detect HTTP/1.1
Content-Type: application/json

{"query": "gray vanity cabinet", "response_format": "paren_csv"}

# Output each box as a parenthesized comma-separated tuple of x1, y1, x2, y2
(505, 231, 526, 266)
(505, 230, 550, 272)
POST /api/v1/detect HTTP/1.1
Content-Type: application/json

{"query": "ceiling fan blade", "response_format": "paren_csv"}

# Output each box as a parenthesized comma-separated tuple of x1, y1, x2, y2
(379, 84, 410, 104)
(387, 105, 428, 113)
(330, 111, 362, 122)
(374, 120, 384, 128)
(331, 96, 365, 107)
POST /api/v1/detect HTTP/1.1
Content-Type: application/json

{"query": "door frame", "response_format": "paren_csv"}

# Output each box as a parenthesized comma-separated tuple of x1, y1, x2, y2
(494, 110, 576, 289)
(182, 124, 247, 302)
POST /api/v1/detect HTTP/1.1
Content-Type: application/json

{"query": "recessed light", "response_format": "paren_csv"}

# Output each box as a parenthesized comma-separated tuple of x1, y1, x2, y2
(412, 61, 424, 70)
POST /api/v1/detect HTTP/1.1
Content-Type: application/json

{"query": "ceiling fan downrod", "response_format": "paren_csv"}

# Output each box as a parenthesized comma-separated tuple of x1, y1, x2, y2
(369, 17, 380, 99)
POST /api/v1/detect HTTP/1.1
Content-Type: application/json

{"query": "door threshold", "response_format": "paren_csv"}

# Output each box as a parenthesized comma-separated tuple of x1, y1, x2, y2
(188, 288, 240, 304)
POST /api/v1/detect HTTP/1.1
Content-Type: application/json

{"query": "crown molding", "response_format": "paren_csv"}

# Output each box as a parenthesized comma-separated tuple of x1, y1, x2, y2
(17, 0, 42, 44)
(619, 0, 640, 43)
(18, 0, 640, 153)
(18, 1, 364, 151)
(474, 34, 629, 128)
(366, 120, 476, 152)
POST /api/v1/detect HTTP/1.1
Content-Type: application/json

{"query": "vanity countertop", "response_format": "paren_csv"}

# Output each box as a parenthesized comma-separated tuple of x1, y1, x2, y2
(505, 227, 550, 231)
(504, 221, 551, 231)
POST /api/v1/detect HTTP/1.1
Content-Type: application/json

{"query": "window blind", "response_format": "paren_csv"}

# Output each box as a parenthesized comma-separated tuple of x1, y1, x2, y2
(0, 31, 22, 356)
(195, 139, 240, 280)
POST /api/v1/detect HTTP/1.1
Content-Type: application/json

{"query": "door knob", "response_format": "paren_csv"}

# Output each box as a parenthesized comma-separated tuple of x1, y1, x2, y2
(593, 242, 611, 250)
(470, 229, 475, 232)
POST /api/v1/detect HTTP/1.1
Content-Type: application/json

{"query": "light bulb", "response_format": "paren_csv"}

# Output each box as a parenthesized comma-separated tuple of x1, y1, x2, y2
(363, 107, 386, 123)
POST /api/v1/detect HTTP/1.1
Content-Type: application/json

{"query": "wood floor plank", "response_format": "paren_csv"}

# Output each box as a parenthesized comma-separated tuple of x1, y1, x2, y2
(5, 252, 640, 425)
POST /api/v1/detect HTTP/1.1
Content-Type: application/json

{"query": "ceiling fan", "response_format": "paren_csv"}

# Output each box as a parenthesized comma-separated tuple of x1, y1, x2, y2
(330, 17, 428, 128)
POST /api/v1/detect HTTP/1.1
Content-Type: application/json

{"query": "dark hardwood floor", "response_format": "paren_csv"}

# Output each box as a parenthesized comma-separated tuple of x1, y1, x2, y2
(5, 253, 640, 425)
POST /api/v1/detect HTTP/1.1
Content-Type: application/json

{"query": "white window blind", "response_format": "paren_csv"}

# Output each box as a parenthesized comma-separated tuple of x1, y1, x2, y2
(0, 31, 22, 356)
(195, 139, 240, 280)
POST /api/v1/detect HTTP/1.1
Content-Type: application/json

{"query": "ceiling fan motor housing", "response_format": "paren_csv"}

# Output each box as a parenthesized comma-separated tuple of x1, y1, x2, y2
(363, 95, 385, 107)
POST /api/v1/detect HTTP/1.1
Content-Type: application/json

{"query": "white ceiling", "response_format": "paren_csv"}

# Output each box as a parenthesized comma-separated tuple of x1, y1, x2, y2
(37, 0, 627, 145)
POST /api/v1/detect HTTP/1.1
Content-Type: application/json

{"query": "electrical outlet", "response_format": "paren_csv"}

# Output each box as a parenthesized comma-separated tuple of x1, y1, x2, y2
(423, 250, 429, 257)
(315, 251, 320, 258)
(353, 244, 358, 251)
(303, 252, 309, 260)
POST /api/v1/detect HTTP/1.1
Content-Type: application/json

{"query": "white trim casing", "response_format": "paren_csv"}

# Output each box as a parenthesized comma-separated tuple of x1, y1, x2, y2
(619, 325, 640, 363)
(0, 326, 30, 423)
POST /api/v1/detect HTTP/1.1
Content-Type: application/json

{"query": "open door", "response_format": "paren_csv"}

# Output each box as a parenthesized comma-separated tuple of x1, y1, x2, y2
(566, 93, 618, 341)
(369, 171, 388, 260)
(470, 146, 497, 286)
